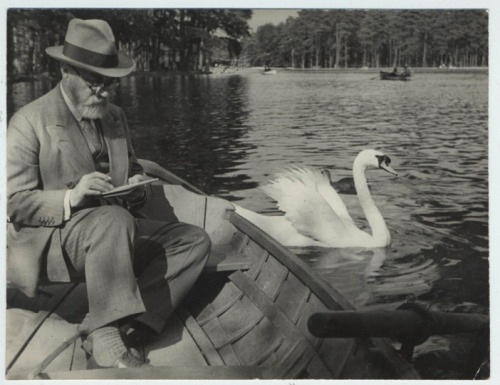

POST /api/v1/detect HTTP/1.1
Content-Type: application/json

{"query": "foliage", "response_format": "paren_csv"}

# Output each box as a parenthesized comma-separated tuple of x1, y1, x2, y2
(7, 9, 488, 78)
(241, 9, 488, 68)
(7, 8, 252, 76)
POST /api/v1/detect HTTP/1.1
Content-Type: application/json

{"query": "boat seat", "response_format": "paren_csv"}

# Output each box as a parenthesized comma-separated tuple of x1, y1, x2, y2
(205, 245, 251, 273)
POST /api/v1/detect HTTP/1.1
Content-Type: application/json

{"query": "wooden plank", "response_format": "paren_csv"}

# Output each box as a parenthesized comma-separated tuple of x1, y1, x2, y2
(241, 241, 269, 281)
(231, 213, 355, 311)
(6, 283, 79, 373)
(271, 340, 308, 379)
(231, 231, 249, 252)
(6, 309, 47, 368)
(205, 245, 251, 273)
(205, 296, 264, 349)
(6, 311, 80, 378)
(259, 338, 292, 367)
(254, 255, 288, 300)
(204, 195, 237, 245)
(275, 273, 311, 324)
(229, 271, 332, 377)
(175, 307, 224, 366)
(247, 336, 284, 366)
(194, 282, 244, 327)
(335, 340, 382, 379)
(217, 344, 242, 366)
(284, 346, 315, 378)
(231, 317, 284, 366)
(318, 337, 359, 378)
(36, 365, 289, 380)
(144, 313, 208, 367)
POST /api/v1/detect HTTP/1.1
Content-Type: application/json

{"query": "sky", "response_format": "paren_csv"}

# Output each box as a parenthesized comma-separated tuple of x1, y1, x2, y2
(248, 9, 299, 31)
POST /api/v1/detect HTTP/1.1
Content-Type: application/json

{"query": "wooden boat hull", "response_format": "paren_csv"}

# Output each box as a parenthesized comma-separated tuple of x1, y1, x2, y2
(380, 71, 411, 81)
(6, 160, 420, 380)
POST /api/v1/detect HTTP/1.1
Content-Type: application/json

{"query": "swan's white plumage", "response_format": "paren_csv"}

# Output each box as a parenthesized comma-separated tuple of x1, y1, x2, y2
(235, 149, 395, 248)
(261, 167, 360, 245)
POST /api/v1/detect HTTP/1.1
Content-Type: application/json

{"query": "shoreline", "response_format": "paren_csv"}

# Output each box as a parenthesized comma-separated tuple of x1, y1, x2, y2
(8, 66, 488, 84)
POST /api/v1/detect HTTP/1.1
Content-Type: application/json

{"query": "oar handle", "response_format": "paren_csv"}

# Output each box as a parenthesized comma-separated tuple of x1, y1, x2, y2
(308, 303, 488, 346)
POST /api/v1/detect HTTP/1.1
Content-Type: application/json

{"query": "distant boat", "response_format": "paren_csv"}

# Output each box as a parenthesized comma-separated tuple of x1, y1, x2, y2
(380, 71, 412, 81)
(262, 68, 277, 75)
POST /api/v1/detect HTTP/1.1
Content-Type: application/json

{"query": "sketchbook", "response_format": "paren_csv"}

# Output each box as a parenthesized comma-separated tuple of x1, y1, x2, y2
(101, 178, 159, 198)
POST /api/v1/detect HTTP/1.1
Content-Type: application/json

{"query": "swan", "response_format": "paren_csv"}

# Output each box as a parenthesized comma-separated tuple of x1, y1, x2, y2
(235, 149, 397, 248)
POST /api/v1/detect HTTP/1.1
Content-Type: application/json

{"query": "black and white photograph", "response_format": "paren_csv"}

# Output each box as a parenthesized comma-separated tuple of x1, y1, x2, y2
(2, 3, 494, 382)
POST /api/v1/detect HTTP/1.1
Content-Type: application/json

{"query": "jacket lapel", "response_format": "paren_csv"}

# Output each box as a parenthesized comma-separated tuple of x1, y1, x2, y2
(49, 86, 96, 173)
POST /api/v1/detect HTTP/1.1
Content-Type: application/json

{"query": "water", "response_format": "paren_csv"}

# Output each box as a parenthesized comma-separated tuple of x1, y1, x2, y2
(8, 69, 489, 378)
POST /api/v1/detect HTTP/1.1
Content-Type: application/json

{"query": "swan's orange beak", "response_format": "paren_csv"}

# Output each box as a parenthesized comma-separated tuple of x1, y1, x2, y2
(380, 164, 398, 176)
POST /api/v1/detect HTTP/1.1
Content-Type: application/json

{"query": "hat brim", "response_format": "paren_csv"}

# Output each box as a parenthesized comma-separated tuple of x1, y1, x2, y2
(46, 46, 136, 78)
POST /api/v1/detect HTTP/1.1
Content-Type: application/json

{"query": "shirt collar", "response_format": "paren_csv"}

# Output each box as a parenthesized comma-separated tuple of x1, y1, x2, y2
(60, 82, 84, 122)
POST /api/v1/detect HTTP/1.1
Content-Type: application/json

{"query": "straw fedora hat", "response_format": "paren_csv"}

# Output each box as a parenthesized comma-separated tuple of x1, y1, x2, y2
(46, 18, 135, 78)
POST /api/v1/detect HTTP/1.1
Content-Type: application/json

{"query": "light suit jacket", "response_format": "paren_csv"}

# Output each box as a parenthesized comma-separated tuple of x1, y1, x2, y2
(7, 84, 143, 297)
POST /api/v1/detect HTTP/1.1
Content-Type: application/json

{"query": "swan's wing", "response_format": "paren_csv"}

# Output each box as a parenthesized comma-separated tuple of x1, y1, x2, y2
(292, 167, 356, 225)
(261, 167, 358, 244)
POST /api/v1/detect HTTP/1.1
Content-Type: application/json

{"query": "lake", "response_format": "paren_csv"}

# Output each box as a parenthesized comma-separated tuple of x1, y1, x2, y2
(8, 68, 489, 378)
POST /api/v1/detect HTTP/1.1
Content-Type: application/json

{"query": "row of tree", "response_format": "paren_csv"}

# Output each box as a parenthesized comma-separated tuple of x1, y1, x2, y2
(8, 9, 488, 79)
(7, 9, 252, 77)
(241, 10, 488, 69)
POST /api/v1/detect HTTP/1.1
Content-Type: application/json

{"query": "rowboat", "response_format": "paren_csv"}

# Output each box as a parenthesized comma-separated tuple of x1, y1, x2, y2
(380, 71, 412, 81)
(262, 69, 277, 75)
(8, 160, 482, 380)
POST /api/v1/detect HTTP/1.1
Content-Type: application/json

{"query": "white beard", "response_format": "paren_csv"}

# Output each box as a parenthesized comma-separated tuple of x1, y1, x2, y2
(79, 97, 109, 119)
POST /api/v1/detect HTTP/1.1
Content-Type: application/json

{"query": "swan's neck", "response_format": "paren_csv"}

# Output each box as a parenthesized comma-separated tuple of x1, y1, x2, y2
(353, 162, 390, 245)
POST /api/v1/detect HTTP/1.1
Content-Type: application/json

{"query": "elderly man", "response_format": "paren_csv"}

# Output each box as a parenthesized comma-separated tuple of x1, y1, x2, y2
(7, 19, 211, 368)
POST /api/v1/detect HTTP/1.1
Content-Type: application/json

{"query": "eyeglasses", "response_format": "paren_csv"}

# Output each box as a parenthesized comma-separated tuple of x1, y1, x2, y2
(72, 66, 119, 95)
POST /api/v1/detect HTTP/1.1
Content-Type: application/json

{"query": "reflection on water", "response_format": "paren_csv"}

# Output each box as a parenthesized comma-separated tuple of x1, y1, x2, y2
(8, 70, 488, 377)
(7, 71, 488, 311)
(119, 73, 258, 194)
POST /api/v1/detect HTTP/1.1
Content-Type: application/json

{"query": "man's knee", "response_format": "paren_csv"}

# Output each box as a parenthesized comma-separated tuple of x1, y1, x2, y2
(91, 206, 137, 237)
(186, 225, 211, 255)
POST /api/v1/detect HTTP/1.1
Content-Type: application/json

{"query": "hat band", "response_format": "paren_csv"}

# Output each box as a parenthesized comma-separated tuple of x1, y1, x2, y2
(63, 41, 118, 68)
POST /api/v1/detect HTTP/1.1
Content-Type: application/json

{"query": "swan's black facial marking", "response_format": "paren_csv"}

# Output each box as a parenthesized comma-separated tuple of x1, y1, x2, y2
(376, 154, 391, 168)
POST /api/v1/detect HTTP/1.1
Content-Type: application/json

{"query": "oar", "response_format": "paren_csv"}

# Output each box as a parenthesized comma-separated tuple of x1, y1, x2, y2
(308, 302, 489, 366)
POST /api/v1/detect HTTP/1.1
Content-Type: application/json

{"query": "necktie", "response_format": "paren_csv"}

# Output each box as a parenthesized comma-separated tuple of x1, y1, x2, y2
(80, 119, 102, 155)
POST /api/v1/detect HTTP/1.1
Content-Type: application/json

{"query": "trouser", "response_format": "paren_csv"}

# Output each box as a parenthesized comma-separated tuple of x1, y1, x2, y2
(60, 205, 211, 333)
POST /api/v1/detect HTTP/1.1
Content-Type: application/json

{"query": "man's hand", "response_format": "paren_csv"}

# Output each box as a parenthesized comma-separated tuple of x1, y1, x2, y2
(69, 171, 114, 208)
(120, 174, 149, 202)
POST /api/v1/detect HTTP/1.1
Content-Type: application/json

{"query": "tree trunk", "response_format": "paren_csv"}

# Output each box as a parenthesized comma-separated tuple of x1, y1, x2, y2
(344, 42, 348, 68)
(315, 33, 320, 68)
(335, 25, 341, 68)
(421, 33, 427, 67)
